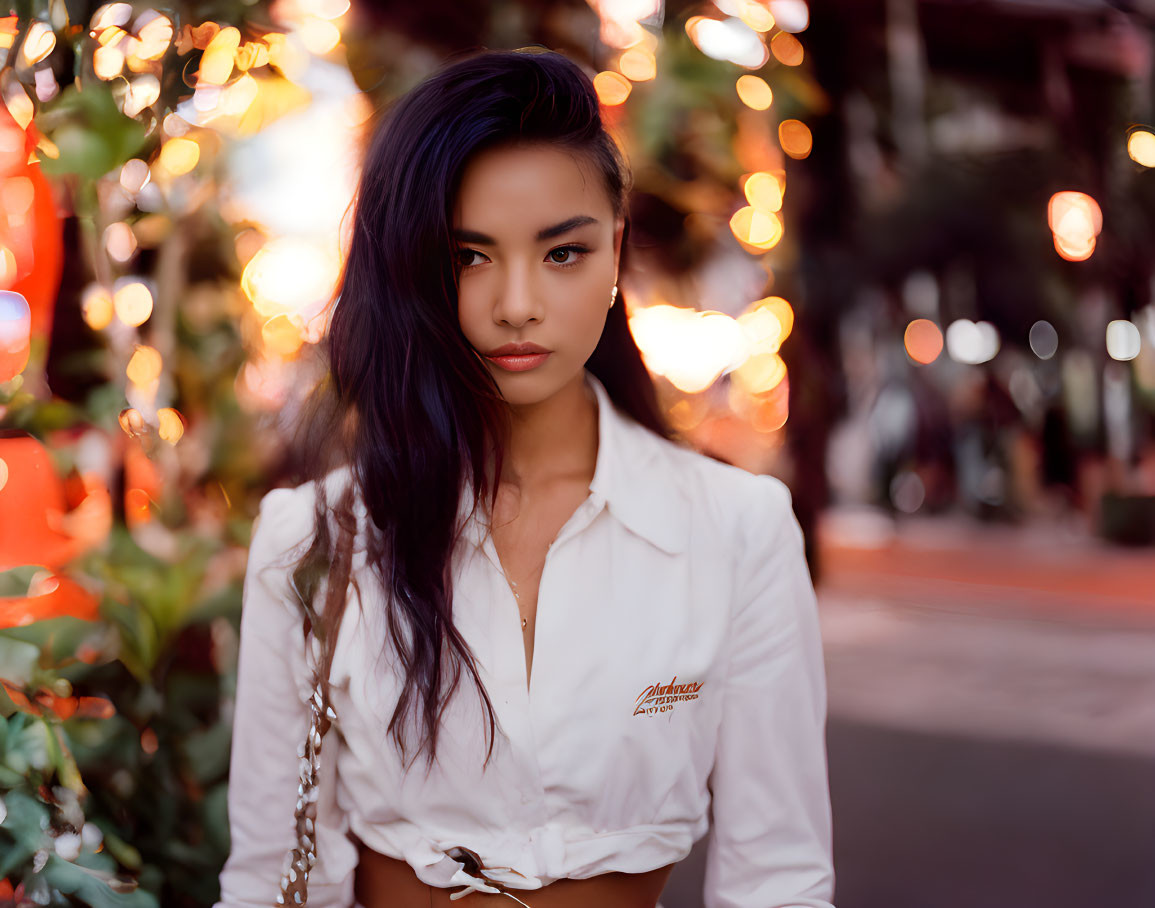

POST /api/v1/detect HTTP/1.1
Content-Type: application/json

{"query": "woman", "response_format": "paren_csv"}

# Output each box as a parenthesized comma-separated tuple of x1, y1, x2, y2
(214, 48, 834, 908)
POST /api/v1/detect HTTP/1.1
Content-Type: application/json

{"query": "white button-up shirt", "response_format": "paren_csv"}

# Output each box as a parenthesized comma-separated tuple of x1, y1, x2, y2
(215, 370, 834, 908)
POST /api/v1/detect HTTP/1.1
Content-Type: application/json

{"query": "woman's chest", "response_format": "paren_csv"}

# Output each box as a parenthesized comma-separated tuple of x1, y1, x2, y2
(330, 516, 738, 808)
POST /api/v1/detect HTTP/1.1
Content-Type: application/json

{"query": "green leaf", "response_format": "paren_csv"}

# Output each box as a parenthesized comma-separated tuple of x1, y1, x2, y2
(3, 715, 52, 777)
(0, 789, 49, 875)
(0, 635, 40, 685)
(89, 820, 144, 871)
(42, 853, 159, 908)
(180, 720, 230, 785)
(0, 566, 40, 597)
(38, 85, 149, 180)
(1, 616, 105, 667)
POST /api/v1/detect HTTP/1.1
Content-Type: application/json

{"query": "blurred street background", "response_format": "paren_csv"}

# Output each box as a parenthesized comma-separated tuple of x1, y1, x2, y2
(1, 0, 1153, 905)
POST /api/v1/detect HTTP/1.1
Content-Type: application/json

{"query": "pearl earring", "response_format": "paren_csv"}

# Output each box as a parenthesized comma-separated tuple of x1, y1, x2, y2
(609, 284, 618, 308)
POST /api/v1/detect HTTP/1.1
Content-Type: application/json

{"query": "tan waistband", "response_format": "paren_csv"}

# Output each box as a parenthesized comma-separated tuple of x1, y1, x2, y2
(353, 839, 673, 908)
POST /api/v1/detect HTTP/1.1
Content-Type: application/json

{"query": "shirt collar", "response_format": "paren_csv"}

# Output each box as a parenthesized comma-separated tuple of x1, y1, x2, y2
(457, 370, 690, 556)
(584, 369, 689, 555)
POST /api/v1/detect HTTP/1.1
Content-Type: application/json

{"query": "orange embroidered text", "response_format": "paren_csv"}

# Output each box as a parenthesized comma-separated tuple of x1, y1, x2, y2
(633, 676, 704, 717)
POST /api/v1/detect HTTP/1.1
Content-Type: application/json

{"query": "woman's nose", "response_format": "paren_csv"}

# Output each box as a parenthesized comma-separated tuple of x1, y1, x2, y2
(492, 265, 543, 327)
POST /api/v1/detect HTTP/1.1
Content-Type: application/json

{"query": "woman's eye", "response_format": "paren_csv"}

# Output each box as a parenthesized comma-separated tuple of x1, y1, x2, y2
(457, 246, 589, 269)
(548, 245, 589, 267)
(456, 248, 486, 268)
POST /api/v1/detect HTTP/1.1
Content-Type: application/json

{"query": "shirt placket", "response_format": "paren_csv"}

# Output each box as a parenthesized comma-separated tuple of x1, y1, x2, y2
(476, 491, 607, 871)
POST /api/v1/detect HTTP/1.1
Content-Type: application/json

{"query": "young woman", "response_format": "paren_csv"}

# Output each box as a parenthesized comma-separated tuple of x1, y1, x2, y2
(214, 48, 834, 908)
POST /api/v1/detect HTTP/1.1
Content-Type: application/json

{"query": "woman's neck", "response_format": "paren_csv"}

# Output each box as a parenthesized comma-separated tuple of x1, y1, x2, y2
(499, 371, 598, 491)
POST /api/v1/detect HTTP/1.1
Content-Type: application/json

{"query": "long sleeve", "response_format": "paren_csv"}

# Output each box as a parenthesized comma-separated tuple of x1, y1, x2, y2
(213, 487, 359, 908)
(703, 475, 835, 908)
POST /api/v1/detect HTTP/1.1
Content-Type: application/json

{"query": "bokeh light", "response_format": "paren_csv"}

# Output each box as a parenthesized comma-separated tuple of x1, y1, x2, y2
(126, 344, 162, 386)
(1126, 128, 1155, 167)
(158, 137, 200, 176)
(778, 119, 812, 158)
(687, 16, 769, 68)
(904, 319, 944, 365)
(743, 170, 783, 211)
(769, 0, 809, 32)
(729, 205, 784, 249)
(0, 290, 31, 382)
(619, 46, 656, 81)
(1106, 319, 1141, 361)
(157, 408, 185, 444)
(104, 222, 138, 263)
(82, 285, 115, 331)
(113, 279, 153, 327)
(199, 26, 241, 85)
(738, 295, 793, 354)
(21, 22, 55, 66)
(770, 31, 804, 66)
(736, 74, 773, 110)
(119, 158, 151, 194)
(594, 70, 632, 106)
(733, 351, 787, 394)
(241, 236, 339, 322)
(946, 319, 1000, 365)
(1029, 320, 1059, 360)
(1048, 191, 1102, 262)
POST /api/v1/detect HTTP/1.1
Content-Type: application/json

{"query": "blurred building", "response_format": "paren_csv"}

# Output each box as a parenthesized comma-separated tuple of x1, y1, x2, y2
(791, 0, 1155, 542)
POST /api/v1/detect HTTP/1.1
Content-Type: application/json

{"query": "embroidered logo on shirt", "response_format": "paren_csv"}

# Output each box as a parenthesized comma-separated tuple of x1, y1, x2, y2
(633, 676, 704, 717)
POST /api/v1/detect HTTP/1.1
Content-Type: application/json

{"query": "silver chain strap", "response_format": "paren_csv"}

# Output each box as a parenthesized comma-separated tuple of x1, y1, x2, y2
(276, 675, 334, 905)
(275, 484, 355, 906)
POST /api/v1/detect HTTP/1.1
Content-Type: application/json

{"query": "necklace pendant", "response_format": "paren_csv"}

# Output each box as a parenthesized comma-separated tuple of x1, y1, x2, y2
(521, 616, 527, 629)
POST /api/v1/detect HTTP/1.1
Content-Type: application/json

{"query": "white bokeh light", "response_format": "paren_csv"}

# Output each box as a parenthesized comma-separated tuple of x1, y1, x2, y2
(946, 319, 1000, 365)
(1029, 320, 1058, 360)
(1106, 319, 1141, 361)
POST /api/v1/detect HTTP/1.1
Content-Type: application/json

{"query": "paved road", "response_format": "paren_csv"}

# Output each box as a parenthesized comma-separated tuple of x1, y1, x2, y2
(660, 511, 1155, 908)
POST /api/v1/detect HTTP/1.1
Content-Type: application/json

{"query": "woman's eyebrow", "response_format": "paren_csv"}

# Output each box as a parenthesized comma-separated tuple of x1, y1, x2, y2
(451, 215, 599, 245)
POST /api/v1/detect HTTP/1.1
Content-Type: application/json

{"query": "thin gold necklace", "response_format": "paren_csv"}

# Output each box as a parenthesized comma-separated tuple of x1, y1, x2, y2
(495, 547, 547, 631)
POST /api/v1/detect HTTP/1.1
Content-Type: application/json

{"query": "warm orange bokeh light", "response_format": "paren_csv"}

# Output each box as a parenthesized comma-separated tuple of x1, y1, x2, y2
(739, 2, 776, 32)
(104, 222, 138, 262)
(1127, 129, 1155, 167)
(736, 75, 773, 110)
(594, 71, 632, 106)
(300, 18, 342, 55)
(619, 47, 656, 81)
(743, 171, 783, 212)
(904, 318, 944, 364)
(199, 26, 241, 85)
(82, 285, 114, 330)
(739, 295, 794, 354)
(157, 407, 185, 444)
(729, 206, 784, 250)
(734, 352, 787, 395)
(1048, 191, 1102, 262)
(770, 31, 804, 66)
(126, 344, 162, 385)
(94, 44, 125, 80)
(158, 137, 200, 176)
(114, 280, 153, 326)
(262, 313, 304, 356)
(778, 119, 812, 159)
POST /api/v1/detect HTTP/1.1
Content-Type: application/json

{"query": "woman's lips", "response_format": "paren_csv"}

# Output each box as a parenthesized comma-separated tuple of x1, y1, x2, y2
(484, 352, 552, 372)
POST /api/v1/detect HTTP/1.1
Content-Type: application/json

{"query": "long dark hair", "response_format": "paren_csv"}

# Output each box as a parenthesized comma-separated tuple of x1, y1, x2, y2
(286, 47, 669, 767)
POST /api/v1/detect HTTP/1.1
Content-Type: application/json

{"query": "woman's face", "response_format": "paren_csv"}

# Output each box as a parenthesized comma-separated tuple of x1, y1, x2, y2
(452, 142, 624, 408)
